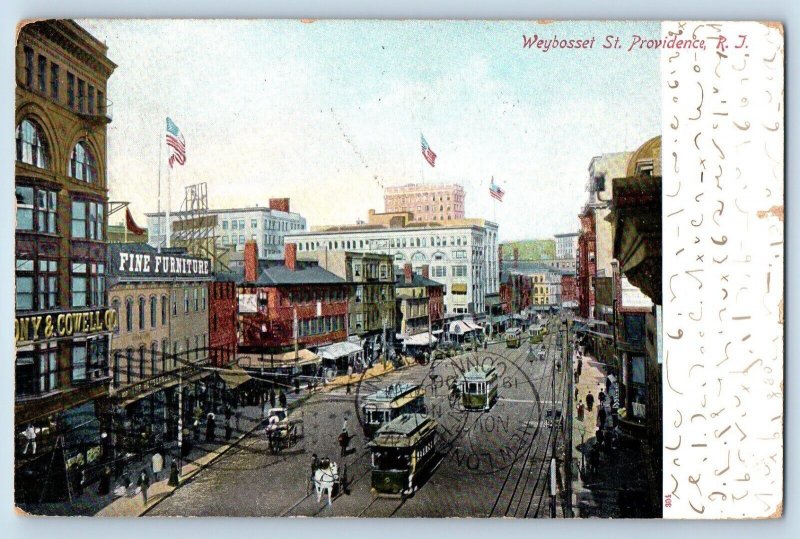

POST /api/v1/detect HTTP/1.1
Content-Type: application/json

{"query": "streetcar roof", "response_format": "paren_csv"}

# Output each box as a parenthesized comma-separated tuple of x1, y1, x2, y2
(365, 383, 423, 404)
(461, 365, 497, 381)
(370, 413, 437, 446)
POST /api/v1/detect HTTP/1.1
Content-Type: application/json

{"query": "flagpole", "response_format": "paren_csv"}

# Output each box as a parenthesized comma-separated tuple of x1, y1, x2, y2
(420, 131, 425, 185)
(157, 124, 162, 252)
(166, 143, 171, 248)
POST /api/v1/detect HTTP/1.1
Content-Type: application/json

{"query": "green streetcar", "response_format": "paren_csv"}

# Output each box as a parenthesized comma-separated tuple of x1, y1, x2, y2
(369, 413, 438, 497)
(459, 365, 499, 411)
(361, 383, 427, 439)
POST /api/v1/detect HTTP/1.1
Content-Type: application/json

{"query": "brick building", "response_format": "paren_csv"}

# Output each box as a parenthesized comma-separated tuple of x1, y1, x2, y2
(560, 272, 578, 309)
(384, 182, 466, 222)
(237, 242, 349, 370)
(14, 20, 116, 503)
(208, 279, 237, 368)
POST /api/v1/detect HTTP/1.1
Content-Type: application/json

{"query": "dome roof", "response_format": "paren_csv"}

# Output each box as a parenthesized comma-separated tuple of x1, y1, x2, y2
(625, 136, 661, 177)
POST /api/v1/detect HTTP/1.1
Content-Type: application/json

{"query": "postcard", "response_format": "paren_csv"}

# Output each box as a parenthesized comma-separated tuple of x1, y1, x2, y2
(13, 19, 783, 519)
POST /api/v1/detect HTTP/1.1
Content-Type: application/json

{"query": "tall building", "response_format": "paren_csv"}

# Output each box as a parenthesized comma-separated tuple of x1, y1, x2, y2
(146, 198, 307, 260)
(384, 183, 465, 222)
(286, 210, 499, 317)
(14, 20, 117, 503)
(554, 232, 579, 260)
(106, 243, 213, 456)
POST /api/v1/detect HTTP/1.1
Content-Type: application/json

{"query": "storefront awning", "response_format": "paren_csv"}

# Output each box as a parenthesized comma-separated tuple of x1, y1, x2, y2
(317, 341, 363, 360)
(448, 320, 480, 335)
(218, 365, 252, 389)
(450, 283, 468, 294)
(238, 348, 320, 369)
(404, 332, 438, 346)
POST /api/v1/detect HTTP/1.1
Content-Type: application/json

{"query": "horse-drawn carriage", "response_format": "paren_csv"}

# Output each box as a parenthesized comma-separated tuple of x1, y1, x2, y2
(265, 407, 303, 453)
(311, 457, 346, 505)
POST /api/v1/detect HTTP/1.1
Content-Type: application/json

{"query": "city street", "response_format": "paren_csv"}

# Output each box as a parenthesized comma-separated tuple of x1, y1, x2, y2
(149, 321, 567, 518)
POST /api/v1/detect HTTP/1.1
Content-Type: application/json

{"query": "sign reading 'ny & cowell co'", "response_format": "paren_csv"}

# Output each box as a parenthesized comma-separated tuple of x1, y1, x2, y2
(15, 308, 117, 344)
(114, 251, 211, 278)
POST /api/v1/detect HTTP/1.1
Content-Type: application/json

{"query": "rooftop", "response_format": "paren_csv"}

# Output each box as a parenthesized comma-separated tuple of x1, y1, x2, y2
(366, 383, 422, 403)
(242, 263, 346, 286)
(375, 413, 434, 437)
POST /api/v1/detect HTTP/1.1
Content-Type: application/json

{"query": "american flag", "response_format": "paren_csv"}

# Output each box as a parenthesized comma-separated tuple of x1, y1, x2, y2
(420, 134, 437, 167)
(166, 117, 186, 168)
(489, 177, 505, 201)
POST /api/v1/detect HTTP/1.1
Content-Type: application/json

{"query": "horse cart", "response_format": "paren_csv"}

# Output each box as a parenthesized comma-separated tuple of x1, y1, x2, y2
(265, 407, 303, 454)
(312, 457, 346, 505)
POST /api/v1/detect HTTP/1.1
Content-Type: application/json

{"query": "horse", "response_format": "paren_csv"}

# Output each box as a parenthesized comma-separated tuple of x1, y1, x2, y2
(313, 461, 339, 506)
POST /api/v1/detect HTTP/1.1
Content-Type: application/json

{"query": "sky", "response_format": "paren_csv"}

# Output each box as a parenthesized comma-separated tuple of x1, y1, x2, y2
(78, 19, 661, 242)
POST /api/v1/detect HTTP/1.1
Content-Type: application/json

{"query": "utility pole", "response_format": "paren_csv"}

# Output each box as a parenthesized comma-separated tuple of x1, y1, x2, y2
(551, 324, 557, 517)
(564, 315, 574, 517)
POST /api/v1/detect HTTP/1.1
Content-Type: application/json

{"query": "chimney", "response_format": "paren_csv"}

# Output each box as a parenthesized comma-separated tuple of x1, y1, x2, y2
(244, 240, 258, 282)
(421, 264, 430, 279)
(284, 243, 297, 271)
(269, 198, 290, 212)
(403, 263, 413, 285)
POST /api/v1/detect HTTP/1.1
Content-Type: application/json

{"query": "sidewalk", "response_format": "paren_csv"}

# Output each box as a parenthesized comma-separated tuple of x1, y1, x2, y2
(19, 356, 417, 517)
(569, 352, 653, 518)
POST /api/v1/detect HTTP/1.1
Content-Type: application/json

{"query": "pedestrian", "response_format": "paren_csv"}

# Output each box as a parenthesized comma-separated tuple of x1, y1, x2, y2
(586, 392, 594, 412)
(138, 469, 150, 505)
(294, 378, 301, 394)
(98, 465, 112, 495)
(577, 401, 585, 421)
(346, 381, 352, 394)
(598, 389, 606, 404)
(605, 377, 611, 394)
(342, 417, 348, 434)
(575, 387, 579, 401)
(206, 413, 216, 442)
(338, 430, 349, 458)
(22, 424, 36, 455)
(589, 444, 600, 477)
(168, 460, 179, 487)
(152, 450, 164, 481)
(225, 415, 232, 441)
(598, 406, 607, 430)
(279, 389, 287, 409)
(269, 387, 276, 408)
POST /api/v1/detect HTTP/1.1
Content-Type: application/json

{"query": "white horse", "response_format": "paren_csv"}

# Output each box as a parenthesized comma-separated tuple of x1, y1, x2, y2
(313, 462, 339, 506)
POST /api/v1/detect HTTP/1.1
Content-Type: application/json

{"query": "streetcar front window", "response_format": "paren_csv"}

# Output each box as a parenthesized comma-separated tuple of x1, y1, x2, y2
(468, 382, 477, 394)
(372, 448, 411, 471)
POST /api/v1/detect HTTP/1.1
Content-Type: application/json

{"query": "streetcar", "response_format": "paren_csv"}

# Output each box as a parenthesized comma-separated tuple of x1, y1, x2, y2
(459, 365, 499, 411)
(529, 324, 545, 344)
(505, 327, 521, 348)
(368, 413, 438, 497)
(361, 383, 427, 438)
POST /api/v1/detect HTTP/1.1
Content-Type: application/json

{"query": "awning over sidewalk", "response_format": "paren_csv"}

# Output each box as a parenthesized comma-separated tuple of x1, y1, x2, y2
(218, 365, 252, 389)
(448, 320, 481, 335)
(404, 332, 438, 346)
(238, 349, 320, 369)
(317, 341, 363, 360)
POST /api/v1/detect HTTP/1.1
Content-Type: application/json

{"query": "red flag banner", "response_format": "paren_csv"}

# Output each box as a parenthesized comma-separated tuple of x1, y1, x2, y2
(126, 208, 146, 235)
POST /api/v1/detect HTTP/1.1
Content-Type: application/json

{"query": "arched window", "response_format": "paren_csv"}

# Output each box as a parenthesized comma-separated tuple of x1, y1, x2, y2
(69, 141, 97, 183)
(16, 119, 49, 169)
(151, 342, 158, 376)
(411, 251, 427, 262)
(138, 297, 145, 330)
(161, 294, 167, 325)
(125, 298, 133, 332)
(150, 296, 157, 328)
(112, 299, 120, 334)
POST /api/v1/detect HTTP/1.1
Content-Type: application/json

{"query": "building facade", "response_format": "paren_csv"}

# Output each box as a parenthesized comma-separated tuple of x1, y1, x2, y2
(554, 232, 579, 261)
(299, 249, 396, 340)
(561, 272, 578, 309)
(208, 279, 237, 368)
(106, 244, 213, 453)
(394, 264, 444, 337)
(286, 210, 498, 317)
(146, 198, 307, 260)
(237, 242, 349, 357)
(14, 20, 116, 503)
(384, 182, 465, 222)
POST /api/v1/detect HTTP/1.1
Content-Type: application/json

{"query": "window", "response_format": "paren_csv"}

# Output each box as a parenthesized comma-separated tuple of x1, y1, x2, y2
(125, 348, 134, 382)
(97, 90, 104, 115)
(194, 288, 199, 311)
(453, 265, 468, 278)
(16, 119, 49, 169)
(136, 297, 145, 330)
(138, 345, 146, 379)
(37, 54, 46, 92)
(161, 338, 169, 371)
(23, 46, 33, 87)
(151, 342, 158, 376)
(161, 295, 167, 325)
(232, 220, 238, 230)
(77, 79, 85, 113)
(36, 189, 57, 233)
(454, 250, 467, 259)
(72, 344, 87, 381)
(239, 219, 244, 229)
(88, 85, 95, 114)
(251, 219, 258, 228)
(37, 259, 58, 309)
(67, 72, 75, 108)
(222, 220, 228, 230)
(353, 263, 361, 277)
(71, 199, 104, 240)
(15, 186, 34, 231)
(16, 345, 58, 397)
(50, 63, 59, 99)
(125, 298, 133, 331)
(71, 262, 88, 307)
(355, 286, 363, 303)
(171, 291, 177, 315)
(15, 258, 34, 311)
(432, 266, 446, 278)
(184, 289, 189, 313)
(201, 287, 206, 310)
(69, 141, 98, 183)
